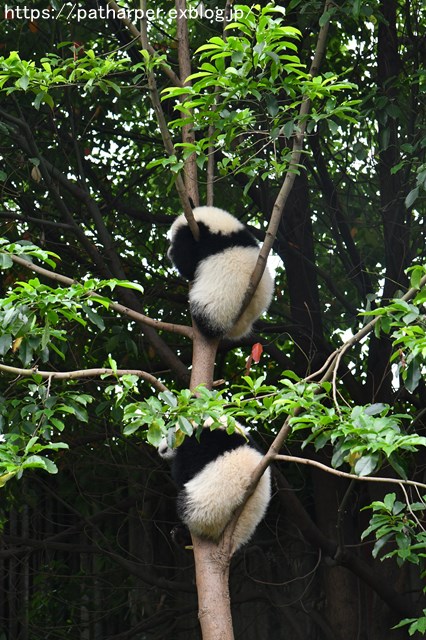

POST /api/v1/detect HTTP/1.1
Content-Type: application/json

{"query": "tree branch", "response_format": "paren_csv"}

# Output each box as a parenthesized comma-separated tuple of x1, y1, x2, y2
(0, 210, 73, 230)
(0, 110, 191, 383)
(175, 0, 199, 207)
(274, 454, 426, 491)
(206, 0, 233, 206)
(106, 0, 183, 87)
(114, 0, 199, 239)
(0, 362, 168, 391)
(228, 271, 426, 556)
(9, 254, 193, 339)
(309, 135, 373, 298)
(272, 470, 420, 618)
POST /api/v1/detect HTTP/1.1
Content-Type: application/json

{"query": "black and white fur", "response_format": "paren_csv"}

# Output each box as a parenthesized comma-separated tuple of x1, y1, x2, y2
(168, 206, 274, 339)
(158, 419, 271, 552)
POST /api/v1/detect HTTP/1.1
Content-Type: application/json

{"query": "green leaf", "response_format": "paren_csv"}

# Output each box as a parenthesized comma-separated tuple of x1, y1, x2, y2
(405, 187, 419, 209)
(123, 421, 144, 436)
(354, 454, 379, 476)
(85, 307, 105, 331)
(17, 75, 29, 90)
(116, 280, 144, 293)
(0, 334, 12, 355)
(372, 532, 393, 558)
(146, 421, 164, 446)
(178, 416, 194, 435)
(319, 7, 337, 27)
(409, 266, 424, 289)
(158, 391, 177, 408)
(388, 455, 408, 479)
(0, 253, 13, 269)
(364, 403, 387, 416)
(404, 360, 422, 393)
(21, 455, 58, 473)
(383, 493, 396, 511)
(265, 93, 279, 117)
(0, 471, 17, 487)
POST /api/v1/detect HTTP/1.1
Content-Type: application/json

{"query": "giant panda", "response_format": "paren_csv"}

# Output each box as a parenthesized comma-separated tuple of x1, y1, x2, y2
(168, 206, 274, 339)
(158, 418, 271, 553)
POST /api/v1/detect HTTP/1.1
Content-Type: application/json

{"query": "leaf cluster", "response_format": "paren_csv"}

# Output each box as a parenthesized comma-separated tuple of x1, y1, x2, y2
(121, 373, 424, 482)
(159, 4, 358, 181)
(0, 47, 130, 109)
(0, 379, 93, 485)
(363, 266, 426, 392)
(0, 239, 143, 364)
(361, 492, 426, 564)
(361, 491, 426, 633)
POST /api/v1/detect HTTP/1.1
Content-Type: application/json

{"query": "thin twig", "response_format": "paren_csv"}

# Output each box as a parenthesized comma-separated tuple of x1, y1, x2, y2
(107, 0, 183, 87)
(138, 0, 198, 239)
(399, 483, 426, 532)
(239, 273, 426, 524)
(206, 0, 233, 206)
(175, 0, 199, 206)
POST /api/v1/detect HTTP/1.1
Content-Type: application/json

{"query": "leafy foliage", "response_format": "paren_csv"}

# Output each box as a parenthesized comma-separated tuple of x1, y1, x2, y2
(0, 238, 143, 364)
(361, 492, 426, 637)
(0, 0, 425, 636)
(0, 48, 129, 108)
(363, 265, 426, 393)
(160, 4, 358, 181)
(361, 492, 426, 563)
(0, 377, 94, 485)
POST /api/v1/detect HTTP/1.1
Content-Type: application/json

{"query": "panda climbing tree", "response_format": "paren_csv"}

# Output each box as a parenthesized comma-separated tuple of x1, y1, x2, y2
(168, 206, 274, 340)
(163, 206, 274, 553)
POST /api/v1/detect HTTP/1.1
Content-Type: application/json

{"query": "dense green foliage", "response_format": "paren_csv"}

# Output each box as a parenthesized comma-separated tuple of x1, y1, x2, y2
(0, 0, 425, 638)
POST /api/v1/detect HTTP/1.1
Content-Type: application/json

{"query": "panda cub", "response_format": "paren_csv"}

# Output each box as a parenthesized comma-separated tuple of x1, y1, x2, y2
(158, 418, 271, 552)
(168, 206, 274, 339)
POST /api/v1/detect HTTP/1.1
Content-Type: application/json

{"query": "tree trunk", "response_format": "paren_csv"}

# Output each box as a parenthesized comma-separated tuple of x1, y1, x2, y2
(367, 0, 409, 402)
(192, 537, 234, 640)
(277, 170, 325, 376)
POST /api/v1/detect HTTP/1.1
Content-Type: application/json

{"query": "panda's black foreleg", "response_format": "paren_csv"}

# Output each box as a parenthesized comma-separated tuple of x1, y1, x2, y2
(171, 523, 192, 549)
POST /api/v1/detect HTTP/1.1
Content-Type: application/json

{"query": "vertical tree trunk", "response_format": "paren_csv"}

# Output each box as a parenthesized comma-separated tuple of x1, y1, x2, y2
(277, 170, 324, 375)
(21, 503, 30, 640)
(8, 509, 18, 640)
(189, 326, 220, 390)
(312, 472, 360, 640)
(189, 326, 235, 639)
(367, 0, 408, 402)
(192, 537, 234, 640)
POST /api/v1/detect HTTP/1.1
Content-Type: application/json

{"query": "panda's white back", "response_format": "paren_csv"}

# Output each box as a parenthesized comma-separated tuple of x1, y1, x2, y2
(190, 245, 273, 338)
(168, 206, 274, 339)
(180, 444, 271, 550)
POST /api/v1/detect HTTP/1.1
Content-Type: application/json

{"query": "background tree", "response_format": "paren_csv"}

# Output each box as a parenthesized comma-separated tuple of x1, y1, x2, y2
(0, 1, 425, 639)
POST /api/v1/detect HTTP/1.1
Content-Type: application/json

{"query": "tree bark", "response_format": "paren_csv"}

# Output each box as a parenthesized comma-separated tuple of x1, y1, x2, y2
(192, 538, 234, 640)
